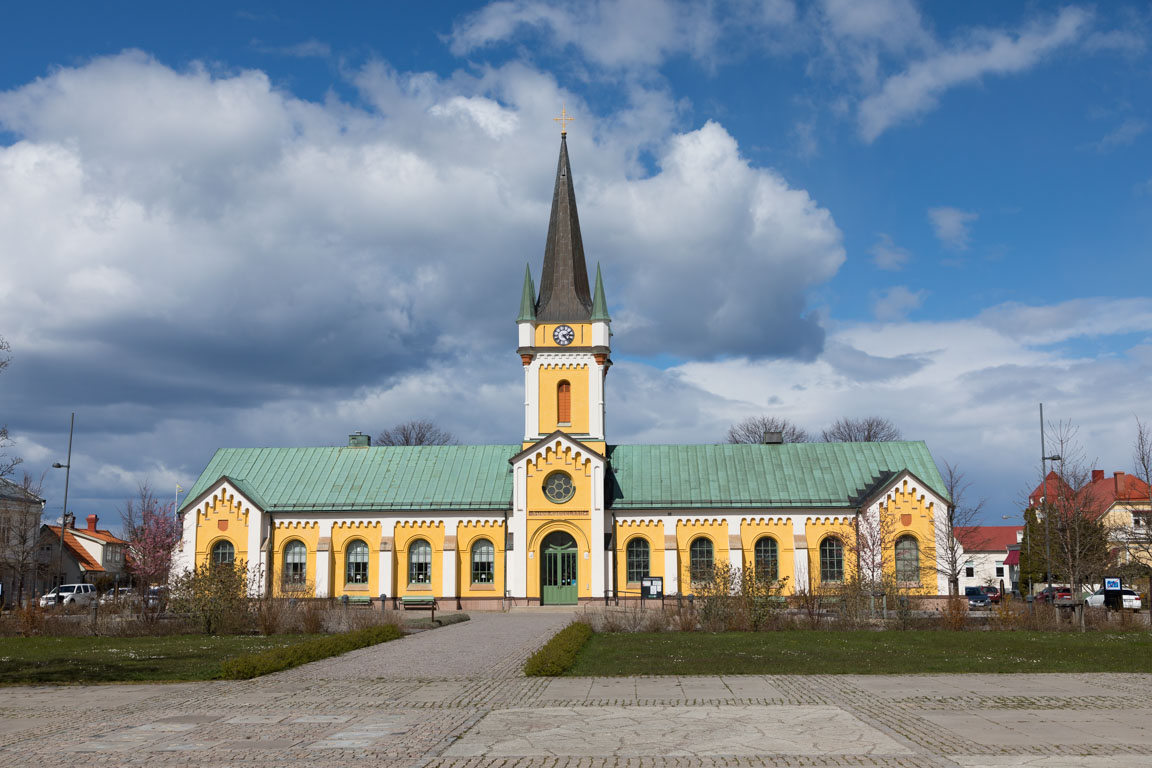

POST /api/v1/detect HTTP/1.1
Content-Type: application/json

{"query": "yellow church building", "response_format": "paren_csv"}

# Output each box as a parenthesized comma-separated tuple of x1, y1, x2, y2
(175, 132, 952, 606)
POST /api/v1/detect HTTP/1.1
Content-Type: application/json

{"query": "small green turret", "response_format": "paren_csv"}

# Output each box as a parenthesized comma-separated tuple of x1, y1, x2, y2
(517, 263, 537, 323)
(590, 263, 610, 322)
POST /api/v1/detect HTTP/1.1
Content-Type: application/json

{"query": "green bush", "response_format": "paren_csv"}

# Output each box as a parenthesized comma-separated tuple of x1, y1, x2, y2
(523, 621, 593, 676)
(218, 624, 402, 680)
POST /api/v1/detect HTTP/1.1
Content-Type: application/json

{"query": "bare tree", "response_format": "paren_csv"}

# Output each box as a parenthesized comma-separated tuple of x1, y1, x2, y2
(1040, 422, 1112, 597)
(0, 336, 20, 480)
(821, 416, 902, 442)
(725, 415, 810, 444)
(0, 472, 46, 605)
(376, 419, 457, 446)
(935, 461, 986, 596)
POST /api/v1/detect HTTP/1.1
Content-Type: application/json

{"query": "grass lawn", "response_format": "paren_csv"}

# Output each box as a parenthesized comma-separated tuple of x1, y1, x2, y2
(567, 630, 1152, 676)
(0, 634, 324, 684)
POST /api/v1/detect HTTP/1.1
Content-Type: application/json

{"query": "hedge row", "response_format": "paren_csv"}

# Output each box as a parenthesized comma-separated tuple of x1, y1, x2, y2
(523, 621, 593, 676)
(219, 624, 403, 680)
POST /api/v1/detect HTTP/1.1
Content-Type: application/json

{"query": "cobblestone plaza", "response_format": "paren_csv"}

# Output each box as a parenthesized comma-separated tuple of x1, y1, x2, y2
(4, 613, 1152, 767)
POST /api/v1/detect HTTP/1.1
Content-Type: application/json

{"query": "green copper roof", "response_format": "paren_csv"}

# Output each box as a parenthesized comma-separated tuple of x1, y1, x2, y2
(181, 445, 518, 513)
(590, 263, 610, 322)
(517, 263, 536, 323)
(606, 442, 947, 510)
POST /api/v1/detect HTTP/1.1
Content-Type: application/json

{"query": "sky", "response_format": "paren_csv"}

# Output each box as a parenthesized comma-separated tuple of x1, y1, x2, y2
(1, 1, 1151, 530)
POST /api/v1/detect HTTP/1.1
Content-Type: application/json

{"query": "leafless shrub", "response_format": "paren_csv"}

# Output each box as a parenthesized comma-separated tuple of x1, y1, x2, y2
(940, 596, 968, 631)
(297, 600, 327, 634)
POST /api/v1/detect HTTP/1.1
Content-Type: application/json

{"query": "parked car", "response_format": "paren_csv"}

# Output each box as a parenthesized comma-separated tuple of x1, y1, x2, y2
(1084, 588, 1142, 611)
(39, 583, 97, 607)
(965, 586, 991, 610)
(980, 586, 1001, 604)
(1034, 586, 1063, 603)
(99, 587, 137, 605)
(143, 586, 168, 611)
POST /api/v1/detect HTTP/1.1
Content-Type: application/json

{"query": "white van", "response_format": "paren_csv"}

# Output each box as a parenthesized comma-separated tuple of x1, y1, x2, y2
(39, 583, 97, 607)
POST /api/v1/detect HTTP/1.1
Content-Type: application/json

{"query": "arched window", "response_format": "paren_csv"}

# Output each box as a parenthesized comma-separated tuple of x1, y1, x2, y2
(819, 537, 844, 583)
(284, 540, 307, 585)
(895, 535, 920, 584)
(557, 381, 571, 424)
(471, 539, 495, 585)
(754, 537, 778, 582)
(346, 539, 369, 585)
(626, 537, 649, 583)
(211, 540, 235, 566)
(689, 537, 714, 584)
(408, 539, 431, 585)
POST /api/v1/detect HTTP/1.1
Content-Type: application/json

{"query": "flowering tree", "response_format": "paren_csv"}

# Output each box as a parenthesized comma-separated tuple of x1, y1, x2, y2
(121, 483, 181, 595)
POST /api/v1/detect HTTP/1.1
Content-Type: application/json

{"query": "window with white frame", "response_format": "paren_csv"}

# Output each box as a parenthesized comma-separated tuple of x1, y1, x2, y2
(409, 539, 431, 585)
(346, 539, 369, 584)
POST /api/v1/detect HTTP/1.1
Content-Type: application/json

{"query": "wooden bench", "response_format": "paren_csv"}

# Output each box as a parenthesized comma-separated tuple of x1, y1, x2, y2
(399, 595, 438, 621)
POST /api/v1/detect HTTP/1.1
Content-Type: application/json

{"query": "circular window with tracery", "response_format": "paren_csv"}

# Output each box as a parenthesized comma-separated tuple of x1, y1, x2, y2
(543, 471, 575, 503)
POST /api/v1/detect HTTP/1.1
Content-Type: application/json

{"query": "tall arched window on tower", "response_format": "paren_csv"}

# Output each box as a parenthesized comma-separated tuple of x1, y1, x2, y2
(557, 380, 571, 425)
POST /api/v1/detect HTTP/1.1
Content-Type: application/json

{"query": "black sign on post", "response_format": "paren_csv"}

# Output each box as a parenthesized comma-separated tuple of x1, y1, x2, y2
(1104, 576, 1123, 611)
(641, 576, 663, 600)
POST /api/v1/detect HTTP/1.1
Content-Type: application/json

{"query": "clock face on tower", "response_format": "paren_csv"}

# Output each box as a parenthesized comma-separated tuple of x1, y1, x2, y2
(552, 324, 575, 346)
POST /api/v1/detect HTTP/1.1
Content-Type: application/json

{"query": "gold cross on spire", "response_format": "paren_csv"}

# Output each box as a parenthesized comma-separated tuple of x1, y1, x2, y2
(553, 105, 574, 135)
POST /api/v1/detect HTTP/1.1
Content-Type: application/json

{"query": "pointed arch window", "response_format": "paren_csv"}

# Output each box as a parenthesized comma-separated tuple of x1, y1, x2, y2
(754, 537, 778, 582)
(625, 537, 650, 584)
(557, 380, 571, 425)
(895, 536, 920, 585)
(284, 540, 307, 585)
(819, 537, 844, 583)
(346, 539, 369, 585)
(689, 537, 714, 584)
(211, 540, 235, 566)
(409, 539, 432, 585)
(471, 539, 495, 585)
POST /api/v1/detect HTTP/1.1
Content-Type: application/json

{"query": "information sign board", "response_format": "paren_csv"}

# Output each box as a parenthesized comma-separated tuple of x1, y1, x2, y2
(641, 576, 663, 599)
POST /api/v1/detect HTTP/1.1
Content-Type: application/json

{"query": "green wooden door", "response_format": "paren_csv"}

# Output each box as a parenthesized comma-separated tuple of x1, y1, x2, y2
(541, 532, 578, 605)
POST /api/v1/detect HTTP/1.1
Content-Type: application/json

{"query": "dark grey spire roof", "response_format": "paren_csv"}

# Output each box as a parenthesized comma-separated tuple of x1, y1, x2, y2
(536, 135, 593, 323)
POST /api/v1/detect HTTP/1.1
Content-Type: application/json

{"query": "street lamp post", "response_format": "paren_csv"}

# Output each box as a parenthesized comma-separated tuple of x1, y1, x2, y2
(1039, 403, 1062, 592)
(51, 413, 75, 598)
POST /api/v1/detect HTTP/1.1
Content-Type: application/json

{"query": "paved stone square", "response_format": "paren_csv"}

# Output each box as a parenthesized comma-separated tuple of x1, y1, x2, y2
(3, 612, 1152, 766)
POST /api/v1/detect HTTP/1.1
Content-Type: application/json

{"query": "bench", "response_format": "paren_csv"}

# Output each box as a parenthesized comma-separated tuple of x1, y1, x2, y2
(399, 595, 438, 621)
(345, 596, 372, 608)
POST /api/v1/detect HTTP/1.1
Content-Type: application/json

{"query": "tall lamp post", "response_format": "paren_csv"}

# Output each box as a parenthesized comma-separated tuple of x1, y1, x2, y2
(1039, 404, 1061, 591)
(51, 413, 75, 596)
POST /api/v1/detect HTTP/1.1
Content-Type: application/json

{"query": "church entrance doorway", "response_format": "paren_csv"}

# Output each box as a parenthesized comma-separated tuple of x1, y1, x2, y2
(540, 531, 578, 605)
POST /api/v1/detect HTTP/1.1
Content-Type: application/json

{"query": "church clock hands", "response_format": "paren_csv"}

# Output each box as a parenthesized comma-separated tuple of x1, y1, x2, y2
(552, 325, 575, 346)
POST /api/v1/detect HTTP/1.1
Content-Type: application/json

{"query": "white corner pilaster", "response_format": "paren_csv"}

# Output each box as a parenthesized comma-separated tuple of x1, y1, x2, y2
(590, 463, 605, 597)
(792, 516, 809, 594)
(510, 462, 528, 598)
(314, 519, 333, 598)
(663, 517, 679, 595)
(379, 531, 394, 601)
(443, 520, 458, 600)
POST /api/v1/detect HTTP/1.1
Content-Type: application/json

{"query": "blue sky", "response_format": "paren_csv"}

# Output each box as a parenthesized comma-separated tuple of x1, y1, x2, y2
(1, 1, 1150, 527)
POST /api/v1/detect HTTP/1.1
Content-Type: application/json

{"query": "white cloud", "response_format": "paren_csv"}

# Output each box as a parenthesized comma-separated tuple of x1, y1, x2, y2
(672, 297, 1152, 512)
(0, 51, 844, 515)
(858, 7, 1090, 142)
(1093, 118, 1148, 152)
(869, 232, 911, 270)
(928, 206, 977, 251)
(871, 285, 925, 321)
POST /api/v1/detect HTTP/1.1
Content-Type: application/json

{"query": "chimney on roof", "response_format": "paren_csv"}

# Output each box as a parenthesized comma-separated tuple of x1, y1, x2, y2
(1116, 471, 1126, 495)
(348, 432, 371, 447)
(86, 514, 98, 533)
(1092, 469, 1104, 482)
(762, 431, 784, 445)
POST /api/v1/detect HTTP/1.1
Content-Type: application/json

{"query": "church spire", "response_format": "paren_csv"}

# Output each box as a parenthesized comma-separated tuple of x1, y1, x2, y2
(535, 134, 593, 323)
